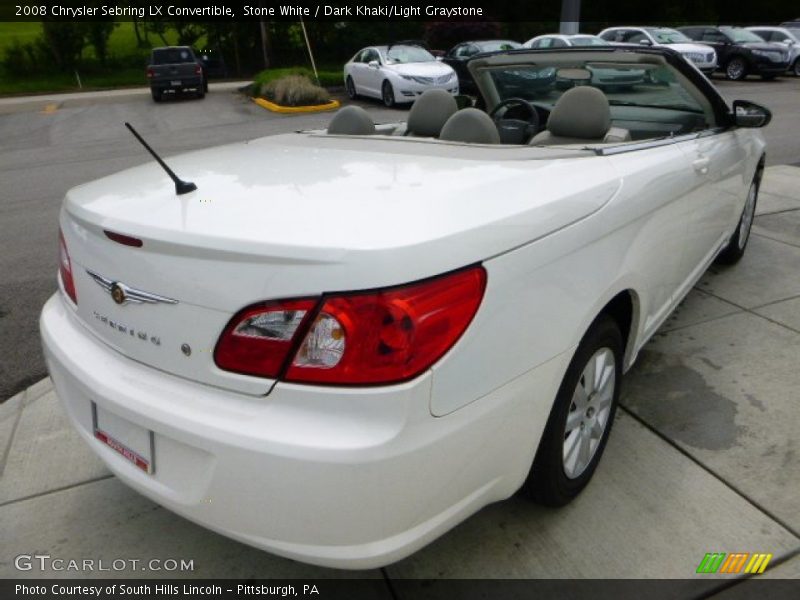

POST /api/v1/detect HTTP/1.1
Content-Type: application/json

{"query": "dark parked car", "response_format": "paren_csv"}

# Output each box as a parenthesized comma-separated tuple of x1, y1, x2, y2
(146, 46, 206, 102)
(678, 26, 791, 80)
(442, 40, 522, 91)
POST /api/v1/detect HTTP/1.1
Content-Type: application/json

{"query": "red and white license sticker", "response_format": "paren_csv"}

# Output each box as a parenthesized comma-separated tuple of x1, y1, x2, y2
(94, 429, 152, 473)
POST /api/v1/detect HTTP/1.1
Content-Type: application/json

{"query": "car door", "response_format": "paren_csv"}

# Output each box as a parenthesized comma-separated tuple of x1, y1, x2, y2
(348, 50, 369, 94)
(677, 128, 748, 290)
(360, 48, 383, 97)
(699, 28, 732, 65)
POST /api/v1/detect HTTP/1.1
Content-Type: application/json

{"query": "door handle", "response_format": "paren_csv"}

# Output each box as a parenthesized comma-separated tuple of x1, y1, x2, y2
(693, 156, 710, 174)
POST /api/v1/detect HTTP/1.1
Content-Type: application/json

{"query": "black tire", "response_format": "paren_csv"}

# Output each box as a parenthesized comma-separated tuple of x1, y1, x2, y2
(203, 78, 209, 93)
(197, 89, 206, 99)
(521, 315, 623, 507)
(382, 80, 395, 108)
(725, 57, 747, 81)
(793, 59, 800, 77)
(346, 76, 357, 99)
(151, 88, 162, 102)
(716, 169, 761, 265)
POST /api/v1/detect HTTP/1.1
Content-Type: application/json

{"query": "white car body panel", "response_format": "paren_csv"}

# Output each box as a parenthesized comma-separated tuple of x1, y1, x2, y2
(42, 48, 766, 568)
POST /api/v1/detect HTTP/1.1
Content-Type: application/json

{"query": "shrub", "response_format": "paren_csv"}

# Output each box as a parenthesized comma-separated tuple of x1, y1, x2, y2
(253, 66, 342, 90)
(260, 74, 331, 106)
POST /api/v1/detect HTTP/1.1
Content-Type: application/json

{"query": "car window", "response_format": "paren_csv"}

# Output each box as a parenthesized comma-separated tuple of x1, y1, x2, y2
(151, 48, 195, 64)
(599, 30, 622, 42)
(363, 49, 380, 64)
(537, 38, 554, 49)
(528, 39, 541, 48)
(701, 30, 729, 43)
(457, 44, 478, 57)
(721, 27, 765, 43)
(479, 41, 522, 52)
(569, 36, 608, 47)
(625, 32, 651, 44)
(550, 38, 568, 48)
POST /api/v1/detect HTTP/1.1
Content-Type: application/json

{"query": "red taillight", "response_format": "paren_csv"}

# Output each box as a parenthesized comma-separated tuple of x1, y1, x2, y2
(214, 266, 486, 385)
(58, 229, 77, 305)
(214, 299, 317, 378)
(146, 68, 154, 78)
(195, 64, 202, 76)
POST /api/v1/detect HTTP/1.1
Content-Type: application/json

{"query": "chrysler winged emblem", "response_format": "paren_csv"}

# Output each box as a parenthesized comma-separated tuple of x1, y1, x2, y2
(86, 270, 178, 306)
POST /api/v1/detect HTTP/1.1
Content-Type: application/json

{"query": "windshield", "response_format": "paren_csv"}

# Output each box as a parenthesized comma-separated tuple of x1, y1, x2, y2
(720, 27, 765, 43)
(646, 28, 692, 44)
(569, 36, 608, 46)
(385, 45, 436, 64)
(489, 61, 706, 117)
(152, 48, 195, 64)
(478, 41, 522, 52)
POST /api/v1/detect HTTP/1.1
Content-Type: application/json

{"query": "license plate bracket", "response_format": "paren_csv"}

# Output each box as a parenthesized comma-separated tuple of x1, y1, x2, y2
(92, 403, 155, 474)
(170, 80, 181, 86)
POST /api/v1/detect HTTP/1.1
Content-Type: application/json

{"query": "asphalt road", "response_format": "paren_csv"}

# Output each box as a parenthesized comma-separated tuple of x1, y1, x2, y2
(0, 76, 798, 401)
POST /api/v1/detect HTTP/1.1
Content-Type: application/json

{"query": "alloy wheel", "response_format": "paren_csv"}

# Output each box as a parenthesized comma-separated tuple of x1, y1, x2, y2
(382, 81, 395, 107)
(726, 59, 745, 80)
(562, 347, 616, 479)
(738, 182, 757, 250)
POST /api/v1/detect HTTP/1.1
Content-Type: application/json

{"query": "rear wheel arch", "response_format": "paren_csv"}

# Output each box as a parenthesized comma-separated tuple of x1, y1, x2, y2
(599, 290, 639, 361)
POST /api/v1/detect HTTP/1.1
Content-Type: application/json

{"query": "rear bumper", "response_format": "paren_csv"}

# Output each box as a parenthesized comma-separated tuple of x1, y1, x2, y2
(40, 293, 563, 569)
(151, 77, 203, 91)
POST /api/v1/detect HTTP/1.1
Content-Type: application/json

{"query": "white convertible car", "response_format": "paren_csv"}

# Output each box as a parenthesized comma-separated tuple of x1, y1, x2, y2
(41, 47, 769, 568)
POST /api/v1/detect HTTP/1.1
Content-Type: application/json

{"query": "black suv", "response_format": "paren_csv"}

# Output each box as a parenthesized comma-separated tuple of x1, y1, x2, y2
(678, 26, 791, 80)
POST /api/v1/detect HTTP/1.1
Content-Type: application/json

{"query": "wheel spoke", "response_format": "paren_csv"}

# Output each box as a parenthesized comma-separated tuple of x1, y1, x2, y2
(590, 419, 604, 440)
(572, 384, 589, 410)
(596, 363, 614, 396)
(565, 409, 582, 433)
(563, 430, 581, 474)
(577, 431, 591, 470)
(583, 359, 597, 395)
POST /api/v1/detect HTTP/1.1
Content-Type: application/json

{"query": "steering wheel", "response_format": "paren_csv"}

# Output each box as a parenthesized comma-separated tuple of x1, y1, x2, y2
(489, 98, 540, 145)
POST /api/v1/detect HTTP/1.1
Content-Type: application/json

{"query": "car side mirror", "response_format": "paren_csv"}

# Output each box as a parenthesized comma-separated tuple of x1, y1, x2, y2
(436, 56, 444, 61)
(639, 39, 653, 46)
(732, 100, 772, 128)
(368, 60, 380, 68)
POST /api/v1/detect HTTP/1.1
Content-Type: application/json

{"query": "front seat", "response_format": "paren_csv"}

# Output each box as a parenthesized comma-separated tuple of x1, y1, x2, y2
(405, 89, 458, 137)
(439, 108, 501, 144)
(327, 106, 376, 135)
(529, 86, 630, 145)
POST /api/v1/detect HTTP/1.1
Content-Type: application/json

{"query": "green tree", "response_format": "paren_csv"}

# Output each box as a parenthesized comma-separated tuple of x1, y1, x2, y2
(40, 22, 86, 70)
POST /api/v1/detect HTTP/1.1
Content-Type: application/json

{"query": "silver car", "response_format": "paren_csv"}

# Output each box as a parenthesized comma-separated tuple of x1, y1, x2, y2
(746, 26, 800, 76)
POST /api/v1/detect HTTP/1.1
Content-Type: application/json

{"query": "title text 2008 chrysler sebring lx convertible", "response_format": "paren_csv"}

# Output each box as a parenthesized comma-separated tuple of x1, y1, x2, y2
(41, 47, 770, 568)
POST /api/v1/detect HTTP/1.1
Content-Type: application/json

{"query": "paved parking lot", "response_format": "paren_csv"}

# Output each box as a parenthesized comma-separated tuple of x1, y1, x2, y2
(1, 77, 800, 589)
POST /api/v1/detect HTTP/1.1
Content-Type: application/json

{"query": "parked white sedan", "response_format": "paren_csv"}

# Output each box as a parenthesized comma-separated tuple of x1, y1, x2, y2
(599, 26, 718, 75)
(42, 46, 769, 569)
(344, 43, 458, 107)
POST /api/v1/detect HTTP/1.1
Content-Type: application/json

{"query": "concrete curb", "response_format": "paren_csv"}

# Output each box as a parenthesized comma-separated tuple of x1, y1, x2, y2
(252, 96, 341, 113)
